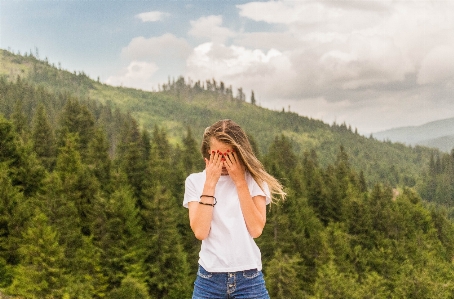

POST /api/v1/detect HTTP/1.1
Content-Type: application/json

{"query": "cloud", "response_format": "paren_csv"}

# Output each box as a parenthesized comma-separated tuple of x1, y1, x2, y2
(185, 42, 296, 97)
(121, 33, 192, 61)
(105, 61, 159, 91)
(237, 1, 309, 25)
(417, 45, 454, 85)
(113, 0, 454, 131)
(136, 11, 169, 22)
(188, 15, 235, 44)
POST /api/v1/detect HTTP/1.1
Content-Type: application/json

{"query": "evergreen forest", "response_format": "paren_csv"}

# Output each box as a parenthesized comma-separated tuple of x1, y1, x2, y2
(0, 49, 453, 298)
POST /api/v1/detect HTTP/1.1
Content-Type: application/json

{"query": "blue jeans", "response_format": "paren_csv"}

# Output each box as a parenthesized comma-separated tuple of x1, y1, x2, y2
(192, 264, 270, 299)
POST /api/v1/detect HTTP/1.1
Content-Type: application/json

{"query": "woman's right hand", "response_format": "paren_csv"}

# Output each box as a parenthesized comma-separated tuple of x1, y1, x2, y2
(204, 151, 223, 186)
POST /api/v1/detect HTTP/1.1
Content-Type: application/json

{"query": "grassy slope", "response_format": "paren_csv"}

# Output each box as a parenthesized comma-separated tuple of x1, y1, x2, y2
(0, 49, 437, 186)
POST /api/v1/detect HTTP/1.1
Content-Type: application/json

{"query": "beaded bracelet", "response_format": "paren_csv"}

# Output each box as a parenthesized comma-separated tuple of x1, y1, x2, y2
(199, 195, 217, 207)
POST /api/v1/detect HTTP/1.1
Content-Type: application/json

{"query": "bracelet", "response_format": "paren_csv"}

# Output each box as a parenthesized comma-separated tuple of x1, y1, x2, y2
(199, 195, 217, 206)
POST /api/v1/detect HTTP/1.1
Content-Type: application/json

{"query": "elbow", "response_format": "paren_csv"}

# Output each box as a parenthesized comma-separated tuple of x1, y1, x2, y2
(249, 227, 264, 239)
(191, 224, 210, 240)
(194, 231, 209, 240)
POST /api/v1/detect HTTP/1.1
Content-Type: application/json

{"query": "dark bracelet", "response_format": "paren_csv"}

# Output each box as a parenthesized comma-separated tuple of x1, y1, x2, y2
(199, 195, 217, 206)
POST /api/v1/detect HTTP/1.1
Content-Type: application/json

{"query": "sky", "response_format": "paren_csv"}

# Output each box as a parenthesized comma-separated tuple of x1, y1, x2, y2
(1, 0, 454, 134)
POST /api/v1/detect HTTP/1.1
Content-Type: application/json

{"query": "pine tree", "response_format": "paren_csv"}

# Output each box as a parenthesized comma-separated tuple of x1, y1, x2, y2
(251, 90, 256, 105)
(7, 211, 68, 298)
(108, 275, 150, 299)
(265, 249, 306, 298)
(56, 133, 100, 235)
(87, 128, 112, 193)
(181, 126, 204, 175)
(311, 259, 360, 299)
(141, 184, 192, 299)
(0, 115, 45, 197)
(116, 119, 147, 200)
(57, 97, 95, 160)
(96, 186, 147, 291)
(0, 163, 28, 281)
(32, 103, 56, 170)
(11, 98, 29, 142)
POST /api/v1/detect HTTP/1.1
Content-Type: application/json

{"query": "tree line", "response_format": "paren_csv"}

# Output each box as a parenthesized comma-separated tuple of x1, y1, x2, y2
(0, 77, 453, 298)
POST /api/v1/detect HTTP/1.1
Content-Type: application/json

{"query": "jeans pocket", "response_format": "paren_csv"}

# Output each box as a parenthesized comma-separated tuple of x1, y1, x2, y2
(243, 268, 260, 279)
(197, 265, 213, 279)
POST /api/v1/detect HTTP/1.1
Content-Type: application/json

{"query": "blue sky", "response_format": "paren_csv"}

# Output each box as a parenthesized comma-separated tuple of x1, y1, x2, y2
(2, 0, 454, 134)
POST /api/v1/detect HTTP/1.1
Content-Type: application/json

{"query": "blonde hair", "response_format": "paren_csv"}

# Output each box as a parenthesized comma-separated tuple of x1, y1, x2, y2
(201, 119, 286, 202)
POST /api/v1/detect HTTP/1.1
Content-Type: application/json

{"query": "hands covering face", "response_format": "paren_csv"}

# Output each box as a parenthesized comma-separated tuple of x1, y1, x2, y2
(205, 150, 245, 184)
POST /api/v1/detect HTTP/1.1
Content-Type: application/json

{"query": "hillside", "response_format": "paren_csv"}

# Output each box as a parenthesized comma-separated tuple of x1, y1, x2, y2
(1, 49, 454, 298)
(0, 49, 437, 187)
(373, 118, 454, 152)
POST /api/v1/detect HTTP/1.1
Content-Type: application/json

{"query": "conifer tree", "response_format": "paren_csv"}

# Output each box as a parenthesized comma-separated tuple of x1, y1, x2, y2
(108, 275, 150, 299)
(0, 163, 29, 276)
(116, 119, 147, 200)
(141, 184, 192, 299)
(181, 126, 204, 175)
(311, 259, 360, 299)
(39, 172, 82, 260)
(32, 103, 56, 170)
(67, 235, 108, 299)
(96, 186, 147, 292)
(251, 90, 256, 105)
(0, 115, 45, 197)
(57, 97, 95, 160)
(56, 133, 100, 235)
(265, 249, 306, 298)
(11, 98, 29, 141)
(7, 211, 68, 298)
(87, 128, 112, 193)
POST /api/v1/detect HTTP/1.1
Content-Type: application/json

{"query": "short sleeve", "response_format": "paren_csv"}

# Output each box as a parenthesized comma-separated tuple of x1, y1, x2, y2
(183, 175, 200, 208)
(248, 174, 271, 205)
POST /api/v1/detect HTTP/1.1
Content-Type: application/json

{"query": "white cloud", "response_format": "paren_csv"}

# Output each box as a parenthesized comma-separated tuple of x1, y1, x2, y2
(113, 0, 454, 131)
(136, 11, 169, 22)
(237, 1, 316, 25)
(189, 15, 235, 44)
(185, 42, 295, 97)
(121, 33, 192, 61)
(417, 45, 454, 85)
(105, 61, 159, 91)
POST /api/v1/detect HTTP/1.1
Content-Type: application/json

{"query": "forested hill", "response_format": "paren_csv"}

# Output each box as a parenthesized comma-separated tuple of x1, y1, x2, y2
(1, 49, 454, 298)
(0, 49, 436, 187)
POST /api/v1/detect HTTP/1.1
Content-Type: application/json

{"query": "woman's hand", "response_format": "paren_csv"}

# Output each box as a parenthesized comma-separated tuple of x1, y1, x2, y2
(205, 151, 223, 186)
(224, 151, 246, 185)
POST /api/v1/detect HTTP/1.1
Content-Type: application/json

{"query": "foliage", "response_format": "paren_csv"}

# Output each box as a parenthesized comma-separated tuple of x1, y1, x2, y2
(0, 49, 452, 298)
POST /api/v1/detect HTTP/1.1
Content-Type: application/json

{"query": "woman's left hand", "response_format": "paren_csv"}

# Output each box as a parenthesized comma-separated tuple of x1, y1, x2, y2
(224, 151, 246, 185)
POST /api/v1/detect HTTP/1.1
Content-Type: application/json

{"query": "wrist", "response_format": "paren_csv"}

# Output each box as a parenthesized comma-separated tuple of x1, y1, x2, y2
(233, 179, 247, 188)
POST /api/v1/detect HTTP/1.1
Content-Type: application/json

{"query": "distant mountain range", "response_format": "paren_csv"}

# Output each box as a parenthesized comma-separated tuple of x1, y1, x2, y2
(0, 49, 441, 186)
(373, 118, 454, 152)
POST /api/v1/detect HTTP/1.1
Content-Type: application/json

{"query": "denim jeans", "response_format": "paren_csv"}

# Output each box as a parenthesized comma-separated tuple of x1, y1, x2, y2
(192, 264, 270, 299)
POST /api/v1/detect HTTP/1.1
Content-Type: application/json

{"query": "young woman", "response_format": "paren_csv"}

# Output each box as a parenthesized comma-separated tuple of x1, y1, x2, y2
(183, 119, 286, 298)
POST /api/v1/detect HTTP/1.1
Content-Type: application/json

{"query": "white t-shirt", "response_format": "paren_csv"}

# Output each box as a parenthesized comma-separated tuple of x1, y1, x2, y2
(183, 170, 271, 272)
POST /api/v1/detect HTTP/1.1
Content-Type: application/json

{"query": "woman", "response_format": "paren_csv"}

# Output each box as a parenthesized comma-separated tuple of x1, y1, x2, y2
(183, 119, 286, 298)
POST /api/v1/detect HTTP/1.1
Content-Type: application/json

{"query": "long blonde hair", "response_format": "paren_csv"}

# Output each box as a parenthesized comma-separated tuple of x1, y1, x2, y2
(201, 119, 286, 202)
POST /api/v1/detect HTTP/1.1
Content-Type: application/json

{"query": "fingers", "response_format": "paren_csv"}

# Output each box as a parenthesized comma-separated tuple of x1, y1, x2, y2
(223, 150, 238, 168)
(210, 150, 223, 164)
(207, 151, 224, 173)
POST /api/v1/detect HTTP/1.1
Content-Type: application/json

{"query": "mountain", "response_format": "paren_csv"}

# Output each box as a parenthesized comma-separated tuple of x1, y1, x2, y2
(373, 118, 454, 152)
(0, 49, 438, 187)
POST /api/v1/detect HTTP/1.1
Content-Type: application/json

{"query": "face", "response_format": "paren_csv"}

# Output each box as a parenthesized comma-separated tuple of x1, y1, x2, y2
(209, 138, 234, 175)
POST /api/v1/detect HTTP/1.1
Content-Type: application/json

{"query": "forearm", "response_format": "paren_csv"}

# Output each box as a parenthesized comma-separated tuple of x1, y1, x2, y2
(189, 183, 216, 240)
(236, 181, 266, 238)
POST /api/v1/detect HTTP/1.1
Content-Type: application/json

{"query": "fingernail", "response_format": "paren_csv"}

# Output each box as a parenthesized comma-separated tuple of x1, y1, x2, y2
(227, 150, 230, 153)
(212, 151, 215, 154)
